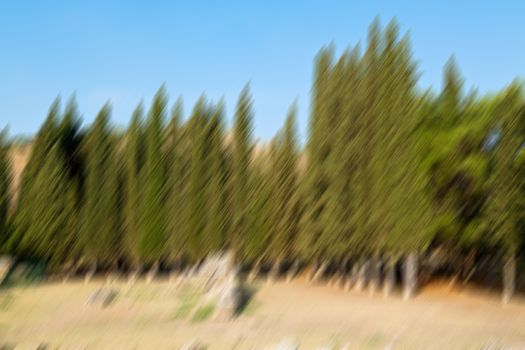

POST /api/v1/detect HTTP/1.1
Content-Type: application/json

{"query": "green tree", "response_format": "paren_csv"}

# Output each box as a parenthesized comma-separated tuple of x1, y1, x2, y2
(165, 98, 186, 262)
(140, 87, 168, 265)
(12, 99, 61, 256)
(245, 148, 273, 269)
(232, 85, 254, 260)
(204, 101, 230, 254)
(186, 97, 210, 261)
(57, 97, 83, 262)
(299, 47, 334, 266)
(17, 141, 76, 266)
(81, 103, 120, 267)
(0, 129, 11, 252)
(267, 103, 299, 266)
(123, 103, 146, 267)
(324, 47, 362, 263)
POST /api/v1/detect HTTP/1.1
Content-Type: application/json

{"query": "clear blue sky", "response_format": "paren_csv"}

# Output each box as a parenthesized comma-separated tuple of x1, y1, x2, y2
(1, 1, 524, 141)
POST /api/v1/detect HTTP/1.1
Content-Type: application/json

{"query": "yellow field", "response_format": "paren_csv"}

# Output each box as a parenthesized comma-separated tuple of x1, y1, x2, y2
(1, 278, 525, 349)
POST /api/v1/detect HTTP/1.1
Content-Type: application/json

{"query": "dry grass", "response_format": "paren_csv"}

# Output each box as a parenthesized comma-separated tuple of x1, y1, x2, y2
(1, 278, 525, 349)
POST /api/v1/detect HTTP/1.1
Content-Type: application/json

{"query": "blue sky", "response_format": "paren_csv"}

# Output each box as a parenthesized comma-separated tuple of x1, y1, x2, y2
(1, 1, 524, 141)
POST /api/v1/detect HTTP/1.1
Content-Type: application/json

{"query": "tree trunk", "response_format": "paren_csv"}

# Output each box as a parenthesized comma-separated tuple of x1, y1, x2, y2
(502, 253, 516, 304)
(307, 261, 318, 283)
(312, 261, 328, 284)
(247, 259, 261, 283)
(344, 275, 352, 292)
(403, 252, 418, 300)
(328, 267, 338, 287)
(461, 250, 477, 286)
(336, 270, 346, 289)
(105, 267, 118, 285)
(146, 261, 159, 284)
(84, 262, 97, 285)
(346, 263, 358, 291)
(192, 262, 201, 276)
(354, 260, 368, 292)
(128, 264, 141, 285)
(383, 257, 396, 298)
(344, 265, 353, 292)
(62, 260, 75, 284)
(267, 259, 281, 284)
(168, 270, 177, 285)
(368, 257, 381, 295)
(286, 260, 299, 283)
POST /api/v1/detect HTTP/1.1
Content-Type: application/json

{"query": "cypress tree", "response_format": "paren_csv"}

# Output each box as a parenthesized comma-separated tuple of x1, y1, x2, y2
(204, 101, 229, 254)
(10, 97, 82, 267)
(232, 85, 254, 260)
(244, 149, 273, 269)
(319, 52, 349, 264)
(11, 99, 61, 256)
(16, 140, 75, 267)
(57, 97, 83, 262)
(325, 47, 362, 265)
(379, 21, 433, 254)
(165, 98, 186, 263)
(0, 129, 11, 252)
(186, 97, 209, 261)
(81, 103, 120, 268)
(300, 48, 334, 269)
(267, 104, 299, 268)
(123, 103, 146, 267)
(356, 20, 381, 260)
(140, 87, 168, 265)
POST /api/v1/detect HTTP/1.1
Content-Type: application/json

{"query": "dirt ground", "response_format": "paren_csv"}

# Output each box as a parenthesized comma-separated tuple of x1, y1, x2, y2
(1, 277, 525, 349)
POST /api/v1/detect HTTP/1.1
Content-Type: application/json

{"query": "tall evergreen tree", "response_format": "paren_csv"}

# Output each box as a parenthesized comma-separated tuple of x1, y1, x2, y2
(14, 139, 76, 267)
(232, 85, 254, 259)
(267, 104, 299, 265)
(10, 98, 82, 266)
(325, 47, 362, 262)
(123, 103, 146, 267)
(0, 130, 11, 252)
(186, 97, 209, 261)
(140, 87, 168, 265)
(244, 149, 273, 267)
(299, 48, 334, 265)
(204, 101, 229, 254)
(11, 98, 61, 256)
(165, 98, 186, 262)
(57, 97, 83, 261)
(81, 103, 120, 267)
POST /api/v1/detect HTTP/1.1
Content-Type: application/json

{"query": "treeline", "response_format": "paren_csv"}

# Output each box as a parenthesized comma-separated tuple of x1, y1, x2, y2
(0, 19, 524, 299)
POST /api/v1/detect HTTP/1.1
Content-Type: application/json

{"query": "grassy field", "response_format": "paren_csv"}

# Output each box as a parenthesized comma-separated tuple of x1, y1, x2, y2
(1, 277, 525, 349)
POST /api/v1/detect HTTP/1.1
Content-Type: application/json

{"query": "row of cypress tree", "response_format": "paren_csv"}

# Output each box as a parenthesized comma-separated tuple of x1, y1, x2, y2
(0, 19, 523, 298)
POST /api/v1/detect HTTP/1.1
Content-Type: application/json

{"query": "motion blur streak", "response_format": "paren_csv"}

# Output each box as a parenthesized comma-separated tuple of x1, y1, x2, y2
(1, 18, 525, 349)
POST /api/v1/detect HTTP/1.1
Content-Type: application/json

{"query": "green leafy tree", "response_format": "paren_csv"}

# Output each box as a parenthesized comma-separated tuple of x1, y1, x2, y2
(486, 84, 524, 252)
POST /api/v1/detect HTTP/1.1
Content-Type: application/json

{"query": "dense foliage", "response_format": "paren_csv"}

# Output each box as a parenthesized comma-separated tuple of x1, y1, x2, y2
(1, 20, 524, 291)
